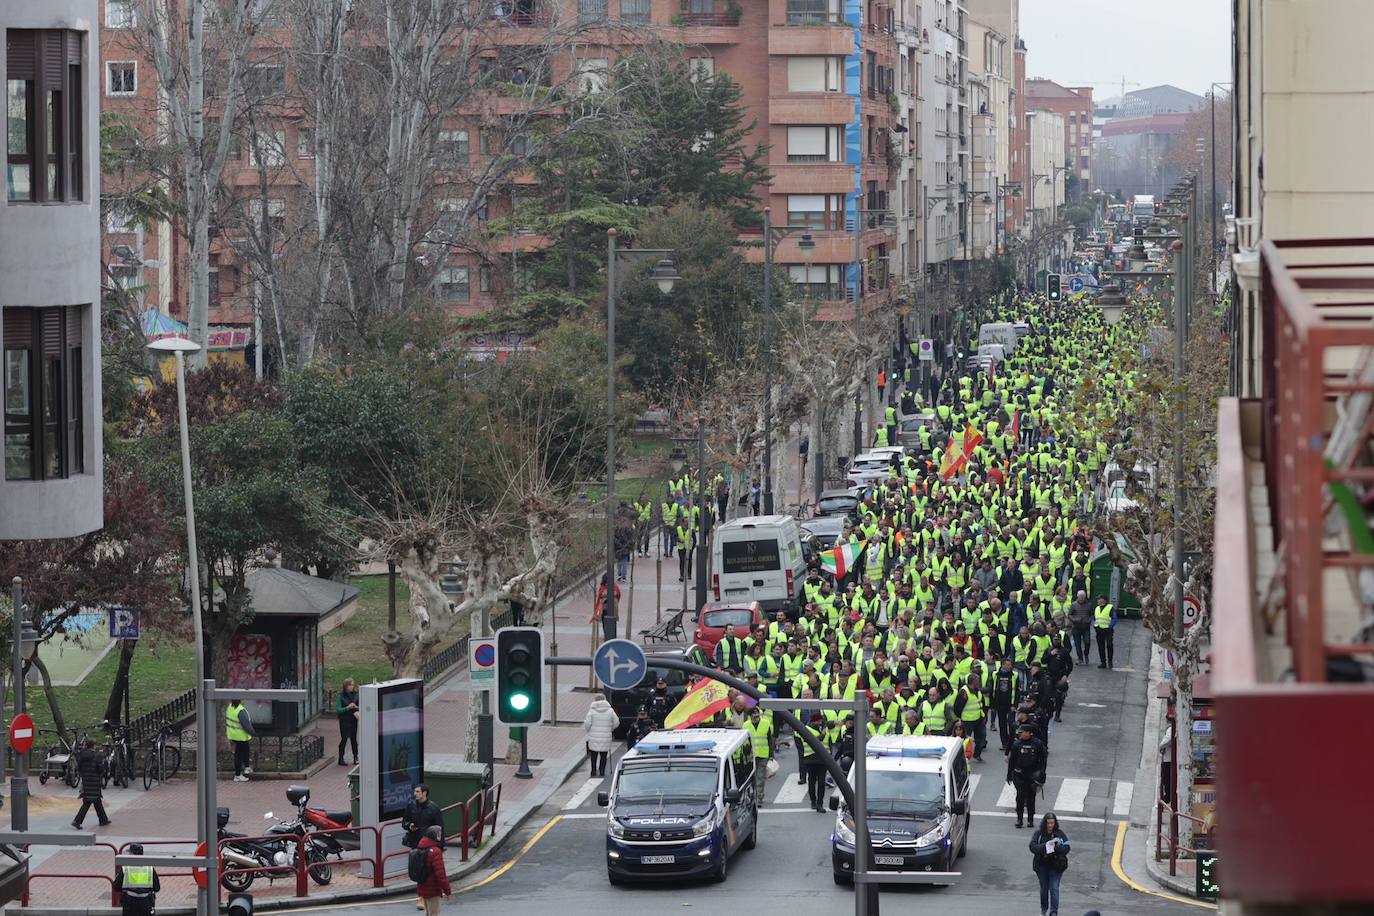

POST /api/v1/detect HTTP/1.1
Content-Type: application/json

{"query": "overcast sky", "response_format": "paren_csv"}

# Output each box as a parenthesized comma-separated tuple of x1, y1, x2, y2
(1018, 0, 1232, 100)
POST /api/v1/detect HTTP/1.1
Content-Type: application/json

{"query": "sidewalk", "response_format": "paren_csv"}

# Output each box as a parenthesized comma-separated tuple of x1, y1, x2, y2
(1115, 642, 1204, 902)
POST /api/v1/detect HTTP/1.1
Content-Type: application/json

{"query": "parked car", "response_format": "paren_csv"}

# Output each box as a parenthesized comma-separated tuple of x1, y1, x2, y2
(894, 411, 937, 450)
(800, 514, 847, 551)
(815, 488, 859, 518)
(846, 452, 899, 489)
(608, 646, 691, 734)
(692, 602, 765, 656)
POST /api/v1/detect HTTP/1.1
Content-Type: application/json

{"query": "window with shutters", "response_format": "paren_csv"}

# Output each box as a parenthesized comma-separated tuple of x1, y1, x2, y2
(3, 306, 85, 481)
(787, 193, 844, 230)
(787, 264, 844, 300)
(6, 30, 85, 204)
(787, 57, 843, 93)
(786, 125, 845, 162)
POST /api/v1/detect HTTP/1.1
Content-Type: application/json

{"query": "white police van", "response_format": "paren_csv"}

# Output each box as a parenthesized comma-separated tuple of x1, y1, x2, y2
(597, 729, 758, 885)
(830, 735, 971, 885)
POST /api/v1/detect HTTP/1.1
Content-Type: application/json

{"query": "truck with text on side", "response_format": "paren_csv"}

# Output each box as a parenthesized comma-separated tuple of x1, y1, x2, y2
(1130, 194, 1156, 227)
(830, 735, 970, 886)
(598, 729, 758, 885)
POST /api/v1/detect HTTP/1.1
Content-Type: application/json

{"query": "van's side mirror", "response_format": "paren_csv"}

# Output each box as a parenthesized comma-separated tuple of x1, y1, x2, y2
(597, 792, 610, 808)
(951, 798, 968, 816)
(724, 789, 742, 806)
(828, 795, 840, 812)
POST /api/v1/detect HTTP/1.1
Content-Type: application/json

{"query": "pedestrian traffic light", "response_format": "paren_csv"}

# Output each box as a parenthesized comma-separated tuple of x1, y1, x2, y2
(1047, 273, 1062, 301)
(495, 627, 544, 726)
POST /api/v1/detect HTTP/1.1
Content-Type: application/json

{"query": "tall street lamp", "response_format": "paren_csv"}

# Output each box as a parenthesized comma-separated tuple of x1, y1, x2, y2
(145, 335, 214, 913)
(761, 207, 814, 515)
(605, 230, 679, 640)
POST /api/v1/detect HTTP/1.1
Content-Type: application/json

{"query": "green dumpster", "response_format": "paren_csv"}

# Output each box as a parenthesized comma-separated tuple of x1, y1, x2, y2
(419, 756, 491, 827)
(1089, 533, 1142, 618)
(347, 758, 490, 829)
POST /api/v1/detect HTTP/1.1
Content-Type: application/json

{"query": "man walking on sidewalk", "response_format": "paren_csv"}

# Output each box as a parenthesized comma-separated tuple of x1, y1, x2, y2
(72, 739, 111, 829)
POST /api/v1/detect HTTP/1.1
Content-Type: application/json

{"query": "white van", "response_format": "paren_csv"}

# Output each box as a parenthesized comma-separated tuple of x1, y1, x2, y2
(709, 515, 807, 615)
(977, 322, 1018, 355)
(830, 735, 971, 885)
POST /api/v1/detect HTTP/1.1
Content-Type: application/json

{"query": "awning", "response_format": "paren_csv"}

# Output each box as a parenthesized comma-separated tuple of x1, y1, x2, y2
(142, 311, 250, 351)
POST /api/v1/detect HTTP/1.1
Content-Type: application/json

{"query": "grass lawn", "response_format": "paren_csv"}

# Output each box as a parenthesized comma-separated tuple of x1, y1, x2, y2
(322, 574, 410, 687)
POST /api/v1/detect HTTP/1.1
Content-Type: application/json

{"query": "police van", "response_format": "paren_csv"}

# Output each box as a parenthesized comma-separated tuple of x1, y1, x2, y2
(597, 729, 758, 885)
(830, 735, 971, 885)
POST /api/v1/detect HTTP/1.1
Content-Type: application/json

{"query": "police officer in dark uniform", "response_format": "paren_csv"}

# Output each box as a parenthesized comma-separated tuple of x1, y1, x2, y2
(115, 843, 159, 915)
(625, 707, 656, 749)
(1006, 723, 1047, 829)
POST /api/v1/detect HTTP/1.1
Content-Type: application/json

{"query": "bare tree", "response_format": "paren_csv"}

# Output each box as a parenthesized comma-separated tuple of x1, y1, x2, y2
(137, 0, 260, 366)
(1094, 306, 1227, 850)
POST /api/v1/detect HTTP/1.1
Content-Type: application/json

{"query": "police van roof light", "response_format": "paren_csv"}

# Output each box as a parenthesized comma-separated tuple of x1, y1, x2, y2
(867, 746, 945, 759)
(642, 740, 718, 754)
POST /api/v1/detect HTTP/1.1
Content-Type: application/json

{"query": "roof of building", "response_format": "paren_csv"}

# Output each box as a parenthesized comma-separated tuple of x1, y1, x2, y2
(1025, 78, 1089, 100)
(1119, 85, 1206, 117)
(245, 566, 360, 619)
(1099, 112, 1192, 138)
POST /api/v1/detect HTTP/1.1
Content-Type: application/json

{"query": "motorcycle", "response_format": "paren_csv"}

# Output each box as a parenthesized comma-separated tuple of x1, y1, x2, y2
(216, 804, 335, 892)
(290, 784, 359, 852)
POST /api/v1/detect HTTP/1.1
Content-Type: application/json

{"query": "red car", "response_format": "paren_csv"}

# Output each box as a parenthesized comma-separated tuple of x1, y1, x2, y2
(692, 602, 765, 656)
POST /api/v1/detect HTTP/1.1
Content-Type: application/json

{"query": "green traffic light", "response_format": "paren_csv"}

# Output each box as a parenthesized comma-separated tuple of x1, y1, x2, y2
(508, 692, 531, 712)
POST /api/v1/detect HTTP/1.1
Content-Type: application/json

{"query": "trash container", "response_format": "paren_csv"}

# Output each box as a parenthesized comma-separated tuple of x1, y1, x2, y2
(1089, 534, 1142, 618)
(420, 755, 491, 827)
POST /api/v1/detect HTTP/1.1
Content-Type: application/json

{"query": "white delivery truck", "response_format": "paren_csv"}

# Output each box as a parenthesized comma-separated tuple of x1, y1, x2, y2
(709, 515, 808, 616)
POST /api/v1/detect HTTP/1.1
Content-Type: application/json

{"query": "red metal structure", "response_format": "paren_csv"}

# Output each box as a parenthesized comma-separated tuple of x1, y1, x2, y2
(1213, 238, 1374, 908)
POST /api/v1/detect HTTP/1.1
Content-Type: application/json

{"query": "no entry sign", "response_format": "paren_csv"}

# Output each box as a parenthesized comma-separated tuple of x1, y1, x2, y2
(9, 713, 34, 754)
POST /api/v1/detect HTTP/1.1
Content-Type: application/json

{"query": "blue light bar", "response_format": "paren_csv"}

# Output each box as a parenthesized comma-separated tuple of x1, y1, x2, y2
(867, 746, 945, 759)
(641, 740, 718, 753)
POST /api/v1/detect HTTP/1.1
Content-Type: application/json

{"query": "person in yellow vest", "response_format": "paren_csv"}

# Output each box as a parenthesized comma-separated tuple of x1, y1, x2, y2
(743, 707, 773, 799)
(953, 668, 987, 761)
(225, 698, 257, 782)
(800, 713, 829, 811)
(1093, 596, 1116, 669)
(660, 500, 680, 557)
(115, 843, 159, 916)
(918, 686, 951, 736)
(632, 499, 653, 556)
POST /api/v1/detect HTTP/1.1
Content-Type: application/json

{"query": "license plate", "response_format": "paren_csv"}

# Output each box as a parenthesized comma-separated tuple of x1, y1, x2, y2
(640, 855, 675, 865)
(724, 588, 749, 595)
(874, 855, 905, 866)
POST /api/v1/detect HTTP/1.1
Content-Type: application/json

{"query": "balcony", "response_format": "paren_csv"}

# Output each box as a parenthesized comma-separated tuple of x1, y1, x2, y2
(769, 95, 855, 125)
(1213, 237, 1374, 908)
(770, 16, 856, 56)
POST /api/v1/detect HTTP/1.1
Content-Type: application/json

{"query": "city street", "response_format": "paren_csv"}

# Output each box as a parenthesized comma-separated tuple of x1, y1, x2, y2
(305, 624, 1190, 916)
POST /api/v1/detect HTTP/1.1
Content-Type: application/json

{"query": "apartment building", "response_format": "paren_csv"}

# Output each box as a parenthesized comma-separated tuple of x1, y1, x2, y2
(892, 0, 922, 293)
(1214, 2, 1374, 911)
(917, 0, 962, 278)
(1024, 78, 1091, 190)
(966, 18, 1009, 260)
(1025, 107, 1064, 231)
(1, 0, 105, 538)
(97, 0, 901, 349)
(964, 0, 1025, 240)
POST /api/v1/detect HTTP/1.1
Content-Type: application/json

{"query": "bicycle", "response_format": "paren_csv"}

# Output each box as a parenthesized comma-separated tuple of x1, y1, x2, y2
(142, 724, 183, 790)
(101, 722, 133, 789)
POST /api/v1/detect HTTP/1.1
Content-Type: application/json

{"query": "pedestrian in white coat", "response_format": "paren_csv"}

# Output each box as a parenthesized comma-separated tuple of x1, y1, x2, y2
(583, 695, 618, 777)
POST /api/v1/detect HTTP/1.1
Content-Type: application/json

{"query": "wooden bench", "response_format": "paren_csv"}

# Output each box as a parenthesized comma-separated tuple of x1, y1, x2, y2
(642, 607, 689, 644)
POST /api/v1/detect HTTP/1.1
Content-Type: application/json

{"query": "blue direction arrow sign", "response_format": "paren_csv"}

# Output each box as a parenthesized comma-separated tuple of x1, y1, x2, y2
(1070, 276, 1085, 293)
(593, 639, 647, 691)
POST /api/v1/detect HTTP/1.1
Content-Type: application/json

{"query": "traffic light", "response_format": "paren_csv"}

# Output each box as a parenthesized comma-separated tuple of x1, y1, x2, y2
(1047, 273, 1062, 302)
(495, 627, 544, 726)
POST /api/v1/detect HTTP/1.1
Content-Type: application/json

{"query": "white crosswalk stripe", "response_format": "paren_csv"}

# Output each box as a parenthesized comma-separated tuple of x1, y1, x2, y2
(1052, 777, 1091, 813)
(967, 773, 981, 801)
(1114, 781, 1134, 817)
(562, 777, 602, 811)
(995, 780, 1017, 809)
(772, 778, 810, 806)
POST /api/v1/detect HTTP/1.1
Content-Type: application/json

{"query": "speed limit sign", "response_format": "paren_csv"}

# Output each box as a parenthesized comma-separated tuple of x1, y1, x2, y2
(1177, 596, 1202, 629)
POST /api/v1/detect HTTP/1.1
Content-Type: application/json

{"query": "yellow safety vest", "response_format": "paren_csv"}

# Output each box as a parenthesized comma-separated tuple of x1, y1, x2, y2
(122, 865, 155, 889)
(1095, 603, 1115, 629)
(959, 687, 983, 721)
(225, 703, 250, 743)
(743, 719, 771, 759)
(920, 698, 948, 733)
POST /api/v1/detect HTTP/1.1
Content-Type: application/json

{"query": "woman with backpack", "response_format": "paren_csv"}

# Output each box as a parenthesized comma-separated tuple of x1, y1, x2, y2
(1028, 812, 1070, 916)
(410, 824, 451, 914)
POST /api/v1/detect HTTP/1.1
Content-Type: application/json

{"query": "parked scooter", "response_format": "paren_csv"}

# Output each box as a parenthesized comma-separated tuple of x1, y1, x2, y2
(216, 805, 334, 892)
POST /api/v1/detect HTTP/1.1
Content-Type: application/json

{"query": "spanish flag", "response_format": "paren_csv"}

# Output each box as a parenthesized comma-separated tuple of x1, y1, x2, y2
(664, 677, 733, 730)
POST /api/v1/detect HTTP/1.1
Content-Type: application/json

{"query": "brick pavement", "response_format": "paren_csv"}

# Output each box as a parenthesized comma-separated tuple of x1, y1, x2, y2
(12, 542, 691, 910)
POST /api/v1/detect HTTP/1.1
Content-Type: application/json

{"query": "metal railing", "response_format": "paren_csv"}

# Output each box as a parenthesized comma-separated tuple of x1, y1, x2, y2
(23, 785, 503, 908)
(128, 688, 197, 747)
(1154, 794, 1211, 877)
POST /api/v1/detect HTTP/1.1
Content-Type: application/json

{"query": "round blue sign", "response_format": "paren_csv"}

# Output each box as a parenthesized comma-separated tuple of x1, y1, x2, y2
(474, 643, 496, 667)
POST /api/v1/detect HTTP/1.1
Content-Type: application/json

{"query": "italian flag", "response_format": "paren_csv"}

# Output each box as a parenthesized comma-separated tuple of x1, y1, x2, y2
(821, 539, 865, 578)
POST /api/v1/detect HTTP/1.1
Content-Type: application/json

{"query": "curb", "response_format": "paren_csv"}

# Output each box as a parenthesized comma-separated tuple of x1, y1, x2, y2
(4, 729, 591, 916)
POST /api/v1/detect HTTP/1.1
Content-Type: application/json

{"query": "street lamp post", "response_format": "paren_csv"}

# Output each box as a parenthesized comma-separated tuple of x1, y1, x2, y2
(604, 231, 680, 641)
(8, 578, 40, 833)
(761, 208, 814, 515)
(694, 416, 709, 614)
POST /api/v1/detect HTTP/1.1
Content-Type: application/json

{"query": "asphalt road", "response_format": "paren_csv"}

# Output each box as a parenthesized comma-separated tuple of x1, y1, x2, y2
(310, 623, 1191, 916)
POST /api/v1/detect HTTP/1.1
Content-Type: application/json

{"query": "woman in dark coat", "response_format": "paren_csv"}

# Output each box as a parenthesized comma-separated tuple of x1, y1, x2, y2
(72, 738, 111, 829)
(1028, 812, 1070, 916)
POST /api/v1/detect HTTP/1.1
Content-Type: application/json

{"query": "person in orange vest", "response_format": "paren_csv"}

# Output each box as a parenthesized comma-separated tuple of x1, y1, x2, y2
(877, 368, 887, 400)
